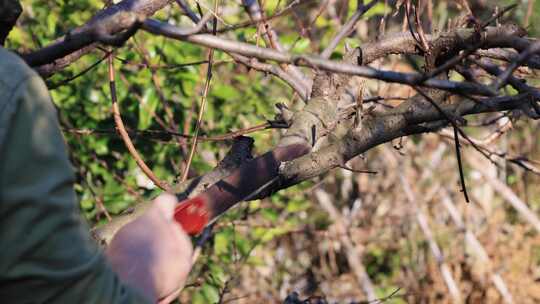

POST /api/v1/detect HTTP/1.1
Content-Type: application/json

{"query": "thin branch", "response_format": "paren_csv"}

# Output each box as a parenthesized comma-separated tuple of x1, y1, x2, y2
(214, 0, 313, 34)
(243, 0, 310, 91)
(476, 49, 540, 69)
(108, 53, 170, 191)
(178, 0, 310, 100)
(176, 0, 203, 24)
(453, 126, 470, 203)
(229, 53, 310, 100)
(338, 164, 378, 175)
(477, 59, 540, 119)
(115, 56, 212, 69)
(181, 10, 218, 182)
(47, 53, 109, 89)
(404, 0, 427, 53)
(438, 128, 540, 176)
(418, 4, 518, 82)
(412, 1, 430, 53)
(62, 121, 278, 142)
(491, 41, 540, 90)
(321, 0, 379, 59)
(413, 86, 494, 164)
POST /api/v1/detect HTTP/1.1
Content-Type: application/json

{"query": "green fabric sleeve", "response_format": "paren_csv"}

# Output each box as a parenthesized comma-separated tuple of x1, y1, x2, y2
(0, 53, 151, 303)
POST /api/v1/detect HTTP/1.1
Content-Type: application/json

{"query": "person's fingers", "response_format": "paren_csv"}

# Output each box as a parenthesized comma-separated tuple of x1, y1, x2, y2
(172, 223, 193, 252)
(158, 288, 181, 304)
(153, 193, 178, 221)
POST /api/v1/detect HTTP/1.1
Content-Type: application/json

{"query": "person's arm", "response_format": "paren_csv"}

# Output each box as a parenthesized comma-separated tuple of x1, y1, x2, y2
(0, 57, 191, 303)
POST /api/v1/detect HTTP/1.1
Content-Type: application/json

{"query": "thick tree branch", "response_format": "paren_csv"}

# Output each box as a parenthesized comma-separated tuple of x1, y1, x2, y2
(20, 0, 174, 76)
(22, 12, 143, 67)
(279, 93, 534, 187)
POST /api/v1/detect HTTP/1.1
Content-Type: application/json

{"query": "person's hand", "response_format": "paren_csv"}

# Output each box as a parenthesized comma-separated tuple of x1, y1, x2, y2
(106, 193, 193, 303)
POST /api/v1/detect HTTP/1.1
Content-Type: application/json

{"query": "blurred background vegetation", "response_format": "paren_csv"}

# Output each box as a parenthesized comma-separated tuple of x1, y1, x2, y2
(6, 0, 540, 302)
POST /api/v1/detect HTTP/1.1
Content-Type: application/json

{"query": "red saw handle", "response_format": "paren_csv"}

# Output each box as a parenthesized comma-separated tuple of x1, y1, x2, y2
(173, 196, 210, 235)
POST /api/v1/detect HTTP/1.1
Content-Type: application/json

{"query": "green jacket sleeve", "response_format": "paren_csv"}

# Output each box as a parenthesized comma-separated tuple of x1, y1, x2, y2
(0, 50, 151, 303)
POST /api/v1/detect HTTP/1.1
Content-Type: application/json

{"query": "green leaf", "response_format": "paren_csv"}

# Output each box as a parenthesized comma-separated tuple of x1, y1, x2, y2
(286, 198, 309, 212)
(363, 3, 391, 19)
(212, 84, 241, 100)
(292, 38, 310, 53)
(47, 13, 58, 33)
(94, 137, 109, 155)
(261, 208, 279, 222)
(201, 284, 220, 303)
(214, 232, 230, 255)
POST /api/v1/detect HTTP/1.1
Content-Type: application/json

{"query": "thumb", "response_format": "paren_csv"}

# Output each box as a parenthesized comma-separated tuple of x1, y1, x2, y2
(153, 193, 178, 221)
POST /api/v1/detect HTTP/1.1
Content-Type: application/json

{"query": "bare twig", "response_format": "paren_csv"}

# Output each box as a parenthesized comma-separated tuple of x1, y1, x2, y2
(181, 10, 218, 182)
(418, 4, 518, 82)
(491, 41, 540, 90)
(47, 53, 110, 89)
(453, 127, 470, 203)
(229, 53, 310, 100)
(438, 127, 540, 176)
(108, 53, 170, 191)
(62, 121, 278, 142)
(321, 0, 379, 59)
(243, 0, 310, 91)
